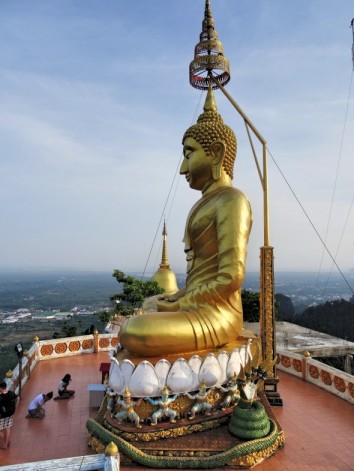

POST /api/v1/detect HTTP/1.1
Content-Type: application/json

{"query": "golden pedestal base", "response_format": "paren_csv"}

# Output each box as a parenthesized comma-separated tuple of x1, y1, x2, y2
(86, 393, 284, 469)
(86, 332, 284, 468)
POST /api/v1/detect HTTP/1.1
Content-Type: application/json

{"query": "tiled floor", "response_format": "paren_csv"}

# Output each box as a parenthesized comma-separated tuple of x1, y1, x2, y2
(0, 352, 106, 467)
(0, 352, 353, 470)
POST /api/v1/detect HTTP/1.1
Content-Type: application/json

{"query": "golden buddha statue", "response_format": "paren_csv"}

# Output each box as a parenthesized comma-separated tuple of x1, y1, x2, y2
(119, 85, 252, 357)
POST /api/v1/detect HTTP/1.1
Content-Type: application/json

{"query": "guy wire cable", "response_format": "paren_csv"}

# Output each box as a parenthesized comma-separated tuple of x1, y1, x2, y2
(322, 196, 354, 297)
(315, 68, 353, 296)
(268, 147, 354, 296)
(141, 90, 204, 280)
(315, 22, 354, 295)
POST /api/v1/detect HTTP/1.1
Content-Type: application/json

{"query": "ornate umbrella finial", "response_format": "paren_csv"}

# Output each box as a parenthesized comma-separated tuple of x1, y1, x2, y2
(189, 0, 231, 90)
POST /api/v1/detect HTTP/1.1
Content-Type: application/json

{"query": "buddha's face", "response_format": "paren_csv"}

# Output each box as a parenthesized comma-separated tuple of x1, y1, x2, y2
(180, 137, 213, 192)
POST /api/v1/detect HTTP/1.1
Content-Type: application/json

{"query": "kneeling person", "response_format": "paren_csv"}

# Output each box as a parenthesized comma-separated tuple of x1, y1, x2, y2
(58, 374, 75, 399)
(27, 392, 53, 418)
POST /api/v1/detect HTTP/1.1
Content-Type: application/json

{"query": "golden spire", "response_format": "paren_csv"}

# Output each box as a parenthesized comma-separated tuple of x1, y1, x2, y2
(152, 221, 178, 295)
(160, 220, 170, 269)
(189, 0, 230, 90)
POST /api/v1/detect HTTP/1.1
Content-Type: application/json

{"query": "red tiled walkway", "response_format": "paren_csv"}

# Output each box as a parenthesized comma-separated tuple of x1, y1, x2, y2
(0, 352, 107, 467)
(0, 352, 353, 470)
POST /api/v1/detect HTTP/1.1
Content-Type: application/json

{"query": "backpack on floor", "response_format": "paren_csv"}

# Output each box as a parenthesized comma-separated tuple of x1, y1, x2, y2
(0, 391, 18, 418)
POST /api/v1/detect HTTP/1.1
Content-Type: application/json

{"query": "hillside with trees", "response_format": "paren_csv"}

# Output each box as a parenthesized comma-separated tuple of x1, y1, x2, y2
(276, 294, 354, 342)
(294, 298, 354, 342)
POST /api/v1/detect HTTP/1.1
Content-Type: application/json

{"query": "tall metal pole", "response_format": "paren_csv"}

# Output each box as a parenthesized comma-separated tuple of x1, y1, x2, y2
(210, 75, 282, 405)
(190, 0, 282, 404)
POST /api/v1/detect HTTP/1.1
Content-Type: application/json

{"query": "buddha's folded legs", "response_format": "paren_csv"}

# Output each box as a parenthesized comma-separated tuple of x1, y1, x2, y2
(119, 308, 242, 357)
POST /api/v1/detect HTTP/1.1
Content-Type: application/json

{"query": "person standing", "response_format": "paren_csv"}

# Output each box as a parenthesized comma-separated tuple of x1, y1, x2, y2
(0, 381, 18, 449)
(27, 392, 53, 418)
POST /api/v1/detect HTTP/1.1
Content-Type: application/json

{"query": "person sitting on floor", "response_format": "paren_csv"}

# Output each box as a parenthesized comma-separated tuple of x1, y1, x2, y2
(57, 374, 75, 399)
(27, 392, 53, 419)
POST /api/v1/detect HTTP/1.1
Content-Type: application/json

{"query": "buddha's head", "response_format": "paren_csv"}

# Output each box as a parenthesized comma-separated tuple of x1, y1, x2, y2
(181, 85, 237, 188)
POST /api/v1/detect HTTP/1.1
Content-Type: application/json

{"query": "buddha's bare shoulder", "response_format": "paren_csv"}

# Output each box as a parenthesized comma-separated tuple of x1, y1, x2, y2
(214, 186, 249, 203)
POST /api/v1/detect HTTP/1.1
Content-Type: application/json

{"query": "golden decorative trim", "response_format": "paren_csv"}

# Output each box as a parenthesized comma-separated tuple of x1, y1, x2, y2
(86, 433, 105, 454)
(228, 432, 285, 467)
(260, 247, 275, 377)
(104, 415, 230, 443)
(94, 335, 99, 353)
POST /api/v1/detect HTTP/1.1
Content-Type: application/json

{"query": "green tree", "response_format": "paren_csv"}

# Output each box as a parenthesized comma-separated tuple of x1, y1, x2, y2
(242, 290, 279, 322)
(108, 269, 164, 318)
(242, 290, 261, 322)
(96, 310, 113, 324)
(52, 321, 77, 339)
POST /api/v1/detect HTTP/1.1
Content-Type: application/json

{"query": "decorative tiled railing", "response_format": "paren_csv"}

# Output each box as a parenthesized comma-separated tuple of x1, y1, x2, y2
(4, 333, 118, 396)
(4, 338, 354, 405)
(36, 333, 118, 360)
(277, 349, 354, 404)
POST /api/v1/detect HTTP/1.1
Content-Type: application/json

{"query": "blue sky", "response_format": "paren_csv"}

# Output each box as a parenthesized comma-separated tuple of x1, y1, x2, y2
(0, 0, 353, 277)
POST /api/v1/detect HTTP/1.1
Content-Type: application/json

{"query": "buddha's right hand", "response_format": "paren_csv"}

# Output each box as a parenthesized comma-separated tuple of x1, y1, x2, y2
(142, 295, 159, 311)
(157, 288, 185, 303)
(157, 294, 178, 302)
(156, 299, 180, 312)
(142, 294, 179, 312)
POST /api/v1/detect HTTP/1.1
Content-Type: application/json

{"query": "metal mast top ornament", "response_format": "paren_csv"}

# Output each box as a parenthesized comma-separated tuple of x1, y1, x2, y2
(189, 0, 230, 90)
(189, 1, 282, 407)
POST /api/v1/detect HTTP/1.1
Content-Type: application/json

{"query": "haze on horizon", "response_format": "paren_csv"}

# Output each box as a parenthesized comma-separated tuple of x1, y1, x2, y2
(0, 1, 353, 278)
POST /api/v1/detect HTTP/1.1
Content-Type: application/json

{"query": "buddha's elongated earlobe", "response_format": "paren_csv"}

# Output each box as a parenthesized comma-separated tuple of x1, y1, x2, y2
(210, 141, 226, 180)
(212, 162, 221, 180)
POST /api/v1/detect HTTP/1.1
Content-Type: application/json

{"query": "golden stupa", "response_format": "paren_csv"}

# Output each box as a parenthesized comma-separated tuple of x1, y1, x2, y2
(151, 221, 178, 296)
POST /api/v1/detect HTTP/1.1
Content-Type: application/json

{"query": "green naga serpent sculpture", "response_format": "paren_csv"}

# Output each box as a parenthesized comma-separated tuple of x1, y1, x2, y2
(86, 416, 280, 469)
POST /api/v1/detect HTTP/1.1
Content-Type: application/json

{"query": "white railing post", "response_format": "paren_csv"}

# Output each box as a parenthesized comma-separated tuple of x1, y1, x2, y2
(104, 442, 120, 471)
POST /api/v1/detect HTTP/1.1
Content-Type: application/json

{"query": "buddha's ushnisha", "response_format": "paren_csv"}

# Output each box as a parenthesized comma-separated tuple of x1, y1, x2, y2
(119, 85, 252, 356)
